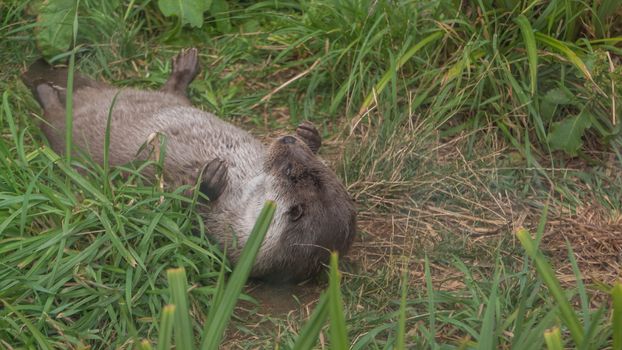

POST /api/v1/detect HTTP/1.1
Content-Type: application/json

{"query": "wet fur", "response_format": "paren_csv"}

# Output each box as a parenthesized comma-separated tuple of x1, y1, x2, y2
(21, 50, 356, 282)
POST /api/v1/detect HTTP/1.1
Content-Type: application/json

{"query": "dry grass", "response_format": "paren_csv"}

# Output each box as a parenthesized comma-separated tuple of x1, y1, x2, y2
(336, 112, 622, 292)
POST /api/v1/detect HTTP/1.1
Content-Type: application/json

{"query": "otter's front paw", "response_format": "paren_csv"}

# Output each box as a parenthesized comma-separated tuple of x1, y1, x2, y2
(199, 158, 228, 201)
(296, 121, 321, 154)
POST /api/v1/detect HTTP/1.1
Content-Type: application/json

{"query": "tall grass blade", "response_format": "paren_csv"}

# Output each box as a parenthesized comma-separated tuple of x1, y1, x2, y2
(477, 272, 499, 350)
(2, 91, 20, 161)
(515, 15, 538, 95)
(396, 268, 408, 350)
(516, 228, 584, 345)
(613, 282, 622, 350)
(167, 268, 194, 350)
(594, 0, 622, 37)
(580, 306, 607, 350)
(328, 252, 348, 349)
(2, 300, 53, 350)
(292, 293, 329, 350)
(139, 340, 154, 350)
(209, 253, 227, 315)
(534, 201, 549, 247)
(358, 31, 443, 114)
(534, 33, 598, 90)
(98, 209, 137, 267)
(200, 200, 276, 350)
(157, 305, 176, 350)
(39, 146, 111, 206)
(103, 91, 120, 197)
(64, 0, 80, 165)
(566, 242, 589, 332)
(424, 256, 437, 347)
(544, 327, 563, 350)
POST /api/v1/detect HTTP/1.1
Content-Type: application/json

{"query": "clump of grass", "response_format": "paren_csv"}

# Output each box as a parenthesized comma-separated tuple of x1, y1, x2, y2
(0, 91, 225, 348)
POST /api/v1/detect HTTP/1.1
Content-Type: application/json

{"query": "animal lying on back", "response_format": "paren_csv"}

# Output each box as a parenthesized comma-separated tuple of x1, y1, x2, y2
(21, 48, 357, 282)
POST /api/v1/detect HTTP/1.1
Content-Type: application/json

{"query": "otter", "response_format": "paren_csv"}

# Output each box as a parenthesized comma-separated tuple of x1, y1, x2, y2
(21, 48, 356, 282)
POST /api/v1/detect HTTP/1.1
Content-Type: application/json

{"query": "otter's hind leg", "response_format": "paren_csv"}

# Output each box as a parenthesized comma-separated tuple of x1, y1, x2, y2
(22, 59, 109, 99)
(161, 48, 200, 100)
(36, 83, 65, 121)
(35, 83, 67, 152)
(296, 121, 322, 154)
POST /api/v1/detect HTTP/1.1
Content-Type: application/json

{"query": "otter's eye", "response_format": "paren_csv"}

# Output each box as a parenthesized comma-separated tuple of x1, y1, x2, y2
(288, 204, 304, 221)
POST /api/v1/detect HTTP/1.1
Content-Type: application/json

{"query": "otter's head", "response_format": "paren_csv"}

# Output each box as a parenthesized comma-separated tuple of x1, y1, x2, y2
(253, 134, 356, 282)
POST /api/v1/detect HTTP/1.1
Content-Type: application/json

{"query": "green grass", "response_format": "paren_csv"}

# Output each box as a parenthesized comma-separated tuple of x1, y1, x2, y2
(1, 0, 622, 348)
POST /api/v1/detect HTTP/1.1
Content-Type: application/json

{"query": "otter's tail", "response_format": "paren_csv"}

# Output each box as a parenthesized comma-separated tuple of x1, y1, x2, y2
(21, 59, 106, 105)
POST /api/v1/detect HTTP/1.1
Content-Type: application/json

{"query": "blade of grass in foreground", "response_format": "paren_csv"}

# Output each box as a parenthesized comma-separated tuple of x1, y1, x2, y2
(424, 256, 437, 348)
(516, 228, 584, 346)
(157, 305, 176, 350)
(477, 268, 499, 350)
(64, 0, 80, 165)
(613, 282, 622, 350)
(328, 252, 349, 349)
(544, 327, 563, 350)
(167, 268, 194, 350)
(139, 340, 154, 350)
(200, 200, 276, 350)
(292, 293, 329, 350)
(396, 268, 408, 350)
(103, 91, 120, 197)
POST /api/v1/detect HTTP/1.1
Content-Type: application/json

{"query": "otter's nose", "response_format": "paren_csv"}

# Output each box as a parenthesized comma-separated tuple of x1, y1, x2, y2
(280, 136, 297, 144)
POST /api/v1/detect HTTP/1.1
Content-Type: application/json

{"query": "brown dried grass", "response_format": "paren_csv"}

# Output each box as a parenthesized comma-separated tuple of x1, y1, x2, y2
(341, 112, 622, 290)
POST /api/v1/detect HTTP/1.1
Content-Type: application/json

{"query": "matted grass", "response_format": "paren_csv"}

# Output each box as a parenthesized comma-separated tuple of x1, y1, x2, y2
(1, 0, 621, 348)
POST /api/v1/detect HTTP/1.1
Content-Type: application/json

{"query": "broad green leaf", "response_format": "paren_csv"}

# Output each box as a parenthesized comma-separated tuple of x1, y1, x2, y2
(158, 0, 212, 28)
(543, 88, 573, 105)
(548, 111, 591, 156)
(539, 100, 557, 123)
(211, 0, 231, 33)
(540, 88, 573, 122)
(35, 0, 77, 60)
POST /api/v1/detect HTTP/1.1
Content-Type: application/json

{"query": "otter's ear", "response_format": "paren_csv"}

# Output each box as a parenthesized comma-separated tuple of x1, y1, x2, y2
(199, 158, 228, 201)
(296, 121, 321, 154)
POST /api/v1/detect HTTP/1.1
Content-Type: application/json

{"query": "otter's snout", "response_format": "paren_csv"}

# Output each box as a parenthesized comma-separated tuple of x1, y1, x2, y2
(280, 136, 297, 144)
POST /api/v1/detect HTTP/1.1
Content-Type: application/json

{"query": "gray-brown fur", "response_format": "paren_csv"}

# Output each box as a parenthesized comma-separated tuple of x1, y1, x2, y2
(22, 48, 356, 282)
